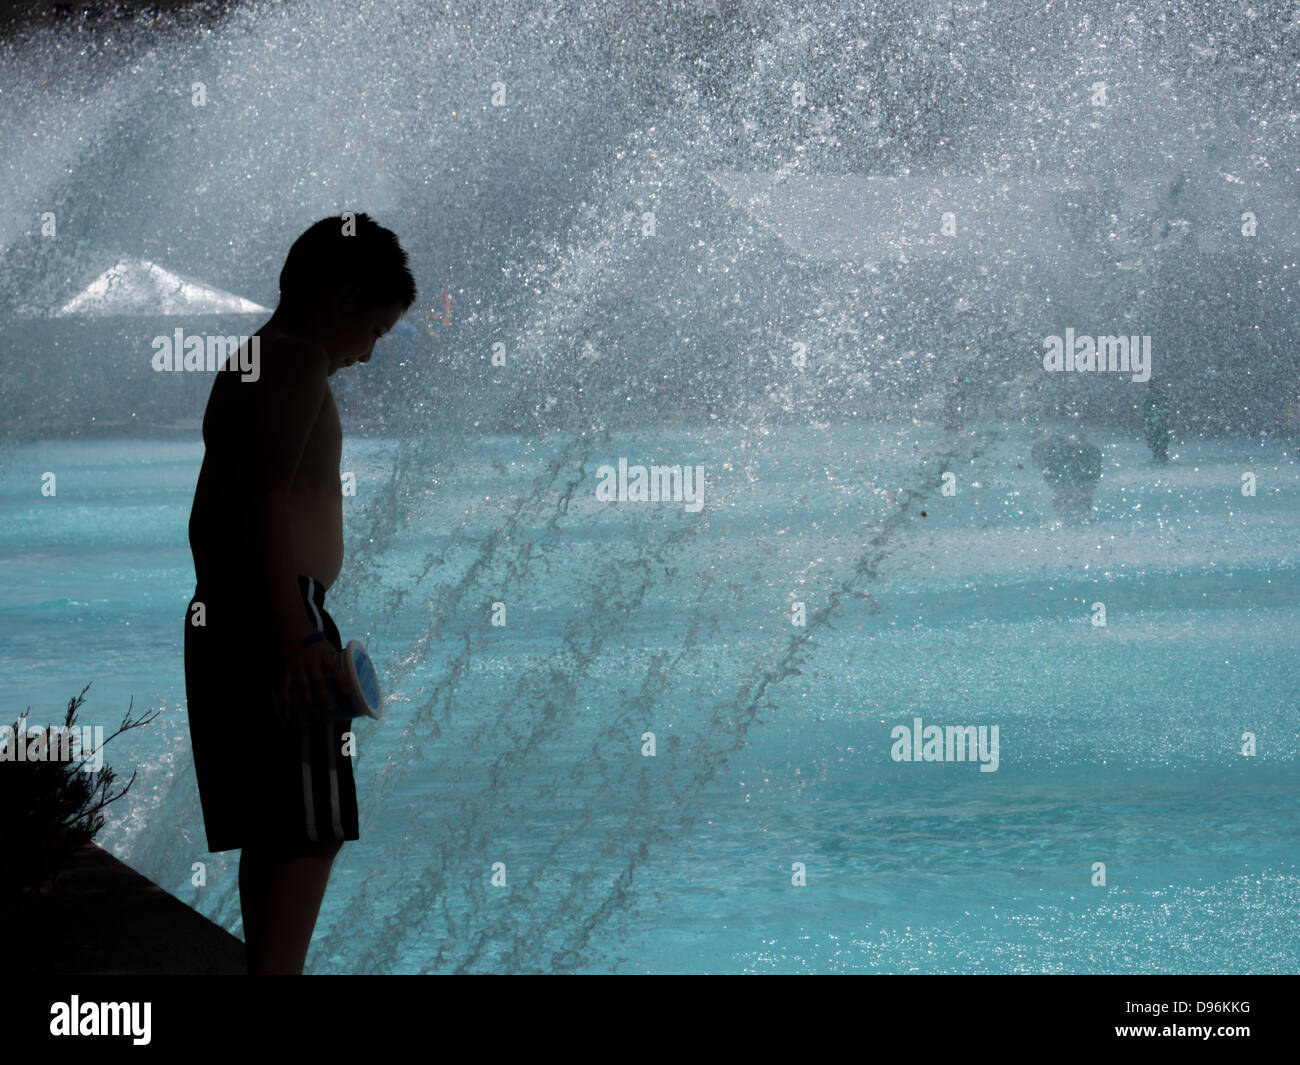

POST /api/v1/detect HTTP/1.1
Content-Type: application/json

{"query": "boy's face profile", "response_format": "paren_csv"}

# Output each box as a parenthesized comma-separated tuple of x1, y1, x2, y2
(324, 295, 406, 375)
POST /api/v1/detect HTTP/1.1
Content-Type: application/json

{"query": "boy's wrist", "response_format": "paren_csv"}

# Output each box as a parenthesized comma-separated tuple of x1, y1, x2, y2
(279, 625, 320, 656)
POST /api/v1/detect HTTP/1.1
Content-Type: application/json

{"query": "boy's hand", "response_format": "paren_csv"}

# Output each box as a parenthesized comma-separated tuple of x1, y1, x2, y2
(281, 639, 350, 720)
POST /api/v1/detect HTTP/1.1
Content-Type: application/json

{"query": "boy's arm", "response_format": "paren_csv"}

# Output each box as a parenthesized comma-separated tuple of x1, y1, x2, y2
(252, 337, 348, 712)
(252, 339, 331, 646)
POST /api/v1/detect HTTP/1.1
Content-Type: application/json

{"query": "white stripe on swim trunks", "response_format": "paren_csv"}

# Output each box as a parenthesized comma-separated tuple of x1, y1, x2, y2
(301, 577, 322, 842)
(305, 577, 343, 839)
(327, 730, 344, 838)
(306, 576, 325, 631)
(301, 731, 318, 842)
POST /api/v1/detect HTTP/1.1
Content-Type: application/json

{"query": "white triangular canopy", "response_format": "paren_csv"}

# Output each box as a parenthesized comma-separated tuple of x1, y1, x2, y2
(55, 258, 269, 317)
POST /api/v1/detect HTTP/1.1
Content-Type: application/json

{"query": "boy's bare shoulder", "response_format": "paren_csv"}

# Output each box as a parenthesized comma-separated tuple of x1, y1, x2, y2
(207, 331, 327, 434)
(256, 330, 330, 380)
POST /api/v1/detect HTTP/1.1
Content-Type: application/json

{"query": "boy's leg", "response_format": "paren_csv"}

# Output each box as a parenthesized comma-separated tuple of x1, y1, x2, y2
(239, 838, 344, 975)
(218, 576, 359, 974)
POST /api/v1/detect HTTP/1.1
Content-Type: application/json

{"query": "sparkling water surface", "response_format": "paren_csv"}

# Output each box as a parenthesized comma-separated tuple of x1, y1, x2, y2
(2, 430, 1296, 973)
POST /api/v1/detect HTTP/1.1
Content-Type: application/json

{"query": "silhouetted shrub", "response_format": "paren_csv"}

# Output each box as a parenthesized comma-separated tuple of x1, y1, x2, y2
(0, 683, 157, 900)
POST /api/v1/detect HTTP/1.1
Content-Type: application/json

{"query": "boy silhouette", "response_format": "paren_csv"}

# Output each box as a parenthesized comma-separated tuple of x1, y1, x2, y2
(184, 214, 415, 974)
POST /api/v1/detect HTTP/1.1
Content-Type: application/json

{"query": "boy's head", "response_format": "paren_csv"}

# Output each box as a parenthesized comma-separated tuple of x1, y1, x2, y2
(278, 213, 417, 370)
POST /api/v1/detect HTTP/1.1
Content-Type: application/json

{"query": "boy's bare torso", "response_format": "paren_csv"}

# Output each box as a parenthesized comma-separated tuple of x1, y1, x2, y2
(188, 330, 344, 594)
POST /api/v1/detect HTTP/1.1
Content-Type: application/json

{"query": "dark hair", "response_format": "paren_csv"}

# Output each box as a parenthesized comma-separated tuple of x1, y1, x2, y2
(279, 213, 416, 312)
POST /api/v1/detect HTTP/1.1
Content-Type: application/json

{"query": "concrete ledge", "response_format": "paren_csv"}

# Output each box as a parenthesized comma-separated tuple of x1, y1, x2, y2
(15, 843, 246, 975)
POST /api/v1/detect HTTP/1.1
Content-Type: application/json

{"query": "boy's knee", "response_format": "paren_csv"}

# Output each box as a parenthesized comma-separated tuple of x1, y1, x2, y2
(244, 837, 345, 863)
(299, 838, 344, 860)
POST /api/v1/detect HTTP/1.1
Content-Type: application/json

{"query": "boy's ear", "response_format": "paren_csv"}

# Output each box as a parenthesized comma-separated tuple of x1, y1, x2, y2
(329, 283, 362, 316)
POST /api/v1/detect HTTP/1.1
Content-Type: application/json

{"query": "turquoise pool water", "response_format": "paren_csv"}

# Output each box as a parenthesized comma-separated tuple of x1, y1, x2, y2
(2, 425, 1297, 972)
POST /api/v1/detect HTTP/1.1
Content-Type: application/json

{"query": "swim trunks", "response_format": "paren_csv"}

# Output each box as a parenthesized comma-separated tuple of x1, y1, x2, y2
(183, 575, 360, 853)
